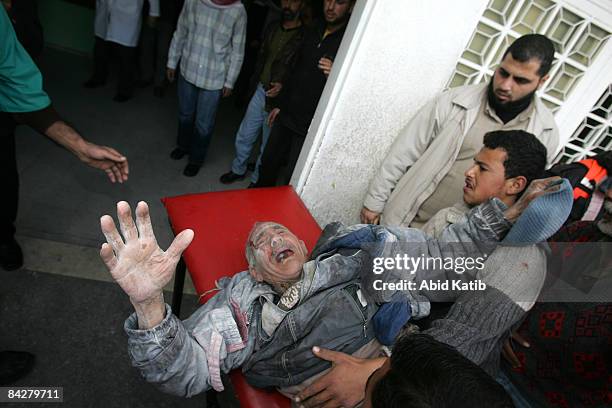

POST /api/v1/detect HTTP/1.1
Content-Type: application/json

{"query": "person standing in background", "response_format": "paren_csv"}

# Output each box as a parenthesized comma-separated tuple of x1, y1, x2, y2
(220, 0, 307, 187)
(137, 0, 184, 98)
(254, 0, 354, 187)
(166, 0, 247, 177)
(0, 6, 129, 384)
(84, 0, 160, 102)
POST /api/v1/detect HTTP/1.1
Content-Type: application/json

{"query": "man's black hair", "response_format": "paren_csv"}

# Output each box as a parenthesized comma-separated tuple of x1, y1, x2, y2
(484, 129, 547, 189)
(503, 34, 555, 76)
(371, 334, 514, 408)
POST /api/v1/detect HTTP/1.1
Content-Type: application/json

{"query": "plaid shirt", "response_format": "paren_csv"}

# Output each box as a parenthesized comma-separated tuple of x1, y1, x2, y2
(167, 0, 246, 90)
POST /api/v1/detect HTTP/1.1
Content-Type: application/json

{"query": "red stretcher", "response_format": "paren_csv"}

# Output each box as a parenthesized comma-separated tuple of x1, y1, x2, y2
(162, 186, 322, 408)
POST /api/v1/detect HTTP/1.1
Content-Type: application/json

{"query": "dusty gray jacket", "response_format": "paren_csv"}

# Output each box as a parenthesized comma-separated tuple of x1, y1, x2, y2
(123, 200, 511, 396)
(363, 83, 559, 226)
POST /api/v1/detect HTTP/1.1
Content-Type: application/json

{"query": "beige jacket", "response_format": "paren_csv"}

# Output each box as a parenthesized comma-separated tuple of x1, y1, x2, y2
(363, 83, 560, 227)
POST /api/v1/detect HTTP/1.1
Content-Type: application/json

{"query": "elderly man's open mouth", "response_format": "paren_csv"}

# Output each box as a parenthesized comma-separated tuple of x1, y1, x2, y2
(273, 247, 295, 263)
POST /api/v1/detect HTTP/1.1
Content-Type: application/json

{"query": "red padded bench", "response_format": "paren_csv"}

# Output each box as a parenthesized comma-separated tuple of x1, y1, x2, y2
(162, 186, 322, 408)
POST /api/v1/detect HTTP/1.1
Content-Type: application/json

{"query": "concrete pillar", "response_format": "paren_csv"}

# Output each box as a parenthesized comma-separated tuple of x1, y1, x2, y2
(292, 0, 489, 226)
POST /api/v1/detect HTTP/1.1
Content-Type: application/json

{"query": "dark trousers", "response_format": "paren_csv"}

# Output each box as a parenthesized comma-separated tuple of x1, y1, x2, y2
(255, 122, 306, 187)
(91, 36, 136, 97)
(139, 19, 175, 87)
(0, 112, 19, 244)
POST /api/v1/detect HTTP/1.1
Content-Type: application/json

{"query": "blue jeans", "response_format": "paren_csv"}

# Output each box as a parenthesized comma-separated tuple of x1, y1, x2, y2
(176, 74, 222, 166)
(230, 83, 271, 183)
(496, 371, 534, 408)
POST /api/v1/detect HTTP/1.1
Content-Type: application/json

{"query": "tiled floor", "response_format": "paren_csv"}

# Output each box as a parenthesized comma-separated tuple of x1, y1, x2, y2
(14, 47, 258, 293)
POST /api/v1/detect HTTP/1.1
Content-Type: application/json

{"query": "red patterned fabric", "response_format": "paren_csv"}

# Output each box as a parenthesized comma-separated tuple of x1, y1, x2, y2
(504, 221, 611, 407)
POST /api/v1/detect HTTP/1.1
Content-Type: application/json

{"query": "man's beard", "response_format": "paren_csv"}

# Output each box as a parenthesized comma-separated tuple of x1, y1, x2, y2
(487, 80, 536, 123)
(281, 8, 299, 21)
(326, 12, 350, 29)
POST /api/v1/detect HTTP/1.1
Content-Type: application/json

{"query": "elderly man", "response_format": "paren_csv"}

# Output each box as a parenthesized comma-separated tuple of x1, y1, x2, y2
(100, 131, 569, 400)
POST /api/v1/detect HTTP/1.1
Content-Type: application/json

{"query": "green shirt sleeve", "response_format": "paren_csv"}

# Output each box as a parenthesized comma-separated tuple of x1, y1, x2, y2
(0, 6, 51, 113)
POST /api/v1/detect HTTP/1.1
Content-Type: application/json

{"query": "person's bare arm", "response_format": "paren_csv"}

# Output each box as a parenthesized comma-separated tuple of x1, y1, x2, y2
(14, 106, 129, 183)
(45, 121, 129, 183)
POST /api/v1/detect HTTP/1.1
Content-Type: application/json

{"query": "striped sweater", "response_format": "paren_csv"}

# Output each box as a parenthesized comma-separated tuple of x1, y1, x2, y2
(421, 204, 547, 376)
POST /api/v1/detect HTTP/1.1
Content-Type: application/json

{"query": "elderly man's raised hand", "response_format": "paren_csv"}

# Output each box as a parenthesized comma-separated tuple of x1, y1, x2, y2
(99, 201, 194, 305)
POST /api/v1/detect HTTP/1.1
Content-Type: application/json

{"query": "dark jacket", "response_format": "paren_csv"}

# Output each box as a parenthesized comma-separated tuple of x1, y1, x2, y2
(277, 20, 347, 136)
(250, 19, 305, 112)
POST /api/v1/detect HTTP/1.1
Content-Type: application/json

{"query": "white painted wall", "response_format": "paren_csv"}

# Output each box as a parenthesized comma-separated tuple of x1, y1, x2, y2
(292, 0, 489, 226)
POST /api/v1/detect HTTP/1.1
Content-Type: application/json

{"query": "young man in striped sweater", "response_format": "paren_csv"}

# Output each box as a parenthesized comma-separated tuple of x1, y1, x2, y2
(295, 130, 570, 408)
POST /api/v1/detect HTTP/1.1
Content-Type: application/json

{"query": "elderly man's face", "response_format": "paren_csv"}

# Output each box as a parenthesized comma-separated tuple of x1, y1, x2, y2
(248, 223, 308, 288)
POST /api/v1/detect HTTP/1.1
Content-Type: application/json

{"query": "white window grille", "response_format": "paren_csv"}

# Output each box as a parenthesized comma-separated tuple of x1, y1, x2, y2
(448, 0, 611, 114)
(555, 84, 612, 162)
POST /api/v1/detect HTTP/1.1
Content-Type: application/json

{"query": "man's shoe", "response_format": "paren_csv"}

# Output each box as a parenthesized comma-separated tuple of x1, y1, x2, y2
(83, 78, 105, 88)
(247, 183, 257, 189)
(113, 93, 132, 103)
(0, 351, 35, 385)
(183, 164, 201, 177)
(170, 148, 187, 160)
(219, 171, 246, 184)
(0, 239, 23, 271)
